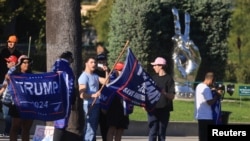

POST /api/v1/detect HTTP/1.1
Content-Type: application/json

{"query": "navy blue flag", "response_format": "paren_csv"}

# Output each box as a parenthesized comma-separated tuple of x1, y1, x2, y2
(211, 91, 222, 125)
(101, 48, 161, 112)
(9, 72, 69, 121)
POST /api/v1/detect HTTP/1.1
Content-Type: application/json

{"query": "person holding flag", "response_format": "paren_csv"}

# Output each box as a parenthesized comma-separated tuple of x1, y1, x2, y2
(78, 56, 108, 141)
(8, 55, 34, 141)
(51, 51, 76, 141)
(194, 71, 223, 141)
(0, 55, 18, 137)
(147, 57, 175, 141)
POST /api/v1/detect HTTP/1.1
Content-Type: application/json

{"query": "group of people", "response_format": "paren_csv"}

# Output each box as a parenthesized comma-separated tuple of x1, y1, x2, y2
(0, 34, 223, 141)
(0, 34, 33, 141)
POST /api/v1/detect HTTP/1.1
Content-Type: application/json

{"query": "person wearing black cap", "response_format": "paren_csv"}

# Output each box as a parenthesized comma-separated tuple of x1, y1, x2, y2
(51, 51, 76, 141)
(94, 53, 109, 141)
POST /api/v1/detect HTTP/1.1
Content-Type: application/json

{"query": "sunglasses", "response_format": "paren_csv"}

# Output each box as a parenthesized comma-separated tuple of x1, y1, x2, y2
(22, 61, 30, 64)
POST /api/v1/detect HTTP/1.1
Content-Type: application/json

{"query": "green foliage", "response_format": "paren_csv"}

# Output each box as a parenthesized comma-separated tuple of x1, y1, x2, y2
(0, 0, 46, 49)
(176, 1, 232, 81)
(90, 0, 114, 43)
(131, 82, 250, 122)
(130, 99, 250, 123)
(227, 0, 250, 83)
(107, 0, 232, 77)
(107, 0, 162, 71)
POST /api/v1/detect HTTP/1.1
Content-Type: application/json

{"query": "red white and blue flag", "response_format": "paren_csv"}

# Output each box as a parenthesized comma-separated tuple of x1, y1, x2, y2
(101, 48, 161, 112)
(9, 72, 70, 121)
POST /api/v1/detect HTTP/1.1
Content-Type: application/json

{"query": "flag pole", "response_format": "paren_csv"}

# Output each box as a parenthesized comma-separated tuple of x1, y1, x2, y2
(89, 40, 130, 110)
(102, 40, 130, 88)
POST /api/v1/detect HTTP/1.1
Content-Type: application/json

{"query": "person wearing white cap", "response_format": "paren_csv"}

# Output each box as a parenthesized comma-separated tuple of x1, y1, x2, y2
(6, 55, 34, 141)
(147, 57, 175, 141)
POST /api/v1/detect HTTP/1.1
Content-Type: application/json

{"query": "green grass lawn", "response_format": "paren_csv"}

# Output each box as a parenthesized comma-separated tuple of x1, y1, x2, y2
(130, 90, 250, 123)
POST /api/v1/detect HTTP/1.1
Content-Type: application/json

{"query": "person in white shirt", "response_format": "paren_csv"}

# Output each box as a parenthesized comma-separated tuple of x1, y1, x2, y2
(194, 71, 223, 141)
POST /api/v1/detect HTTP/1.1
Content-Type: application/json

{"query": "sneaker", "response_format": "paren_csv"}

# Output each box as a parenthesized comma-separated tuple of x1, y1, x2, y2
(0, 133, 9, 137)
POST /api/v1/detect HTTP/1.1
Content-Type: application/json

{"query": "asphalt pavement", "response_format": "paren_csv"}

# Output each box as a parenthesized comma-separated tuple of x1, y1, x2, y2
(0, 136, 198, 141)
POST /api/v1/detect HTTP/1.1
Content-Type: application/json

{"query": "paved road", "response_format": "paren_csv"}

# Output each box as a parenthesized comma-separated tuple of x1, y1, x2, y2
(0, 136, 198, 141)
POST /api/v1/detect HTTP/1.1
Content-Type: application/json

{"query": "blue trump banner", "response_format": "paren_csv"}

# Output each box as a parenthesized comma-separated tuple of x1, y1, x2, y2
(102, 48, 161, 112)
(9, 72, 69, 121)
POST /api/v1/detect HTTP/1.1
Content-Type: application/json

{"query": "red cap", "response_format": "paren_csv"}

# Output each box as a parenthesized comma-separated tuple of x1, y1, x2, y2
(5, 55, 18, 63)
(114, 62, 124, 71)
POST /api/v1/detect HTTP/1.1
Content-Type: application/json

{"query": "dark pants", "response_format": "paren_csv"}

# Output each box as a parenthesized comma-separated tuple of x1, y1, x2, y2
(198, 119, 214, 141)
(147, 108, 170, 141)
(53, 128, 67, 141)
(53, 128, 82, 141)
(2, 104, 11, 134)
(99, 111, 108, 141)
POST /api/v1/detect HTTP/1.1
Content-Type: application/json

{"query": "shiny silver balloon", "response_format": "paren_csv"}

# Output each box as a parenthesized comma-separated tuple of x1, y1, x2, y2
(171, 8, 201, 98)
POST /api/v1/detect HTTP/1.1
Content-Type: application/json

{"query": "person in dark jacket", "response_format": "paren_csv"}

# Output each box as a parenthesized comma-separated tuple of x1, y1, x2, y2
(94, 52, 109, 141)
(0, 34, 21, 83)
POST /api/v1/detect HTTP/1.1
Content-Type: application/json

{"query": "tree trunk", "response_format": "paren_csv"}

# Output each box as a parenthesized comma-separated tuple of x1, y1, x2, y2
(46, 0, 83, 138)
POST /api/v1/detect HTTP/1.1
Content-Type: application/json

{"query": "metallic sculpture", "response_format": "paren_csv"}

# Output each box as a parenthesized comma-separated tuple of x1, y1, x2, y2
(171, 8, 201, 98)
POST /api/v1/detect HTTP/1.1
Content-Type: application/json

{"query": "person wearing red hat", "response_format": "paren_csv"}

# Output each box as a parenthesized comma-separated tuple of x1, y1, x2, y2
(0, 55, 18, 137)
(105, 62, 134, 141)
(0, 34, 22, 83)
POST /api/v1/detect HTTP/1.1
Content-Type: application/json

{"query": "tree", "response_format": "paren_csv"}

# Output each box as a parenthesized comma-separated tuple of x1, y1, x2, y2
(107, 0, 162, 72)
(46, 0, 83, 137)
(90, 0, 114, 43)
(0, 0, 46, 44)
(227, 0, 250, 83)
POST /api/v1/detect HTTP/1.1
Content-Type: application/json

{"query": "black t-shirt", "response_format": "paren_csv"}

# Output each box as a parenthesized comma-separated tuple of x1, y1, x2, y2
(153, 74, 175, 111)
(94, 68, 109, 89)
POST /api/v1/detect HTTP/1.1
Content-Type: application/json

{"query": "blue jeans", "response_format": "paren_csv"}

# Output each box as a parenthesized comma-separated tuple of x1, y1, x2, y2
(147, 108, 170, 141)
(83, 103, 100, 141)
(2, 104, 11, 134)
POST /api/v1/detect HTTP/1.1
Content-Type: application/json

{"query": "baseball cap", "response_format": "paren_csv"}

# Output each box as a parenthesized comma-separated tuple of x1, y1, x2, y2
(151, 57, 166, 65)
(114, 62, 124, 71)
(5, 55, 18, 63)
(16, 55, 33, 66)
(7, 35, 18, 43)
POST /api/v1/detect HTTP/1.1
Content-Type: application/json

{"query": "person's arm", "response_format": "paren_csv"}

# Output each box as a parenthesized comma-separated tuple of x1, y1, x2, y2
(79, 84, 101, 99)
(0, 75, 9, 95)
(206, 89, 223, 105)
(162, 90, 175, 100)
(0, 86, 6, 96)
(162, 77, 175, 100)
